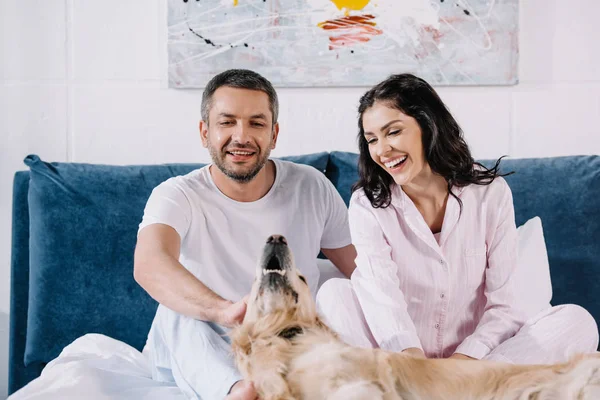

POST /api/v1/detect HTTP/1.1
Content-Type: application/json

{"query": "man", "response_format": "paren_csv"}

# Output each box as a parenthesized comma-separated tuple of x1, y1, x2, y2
(134, 69, 356, 400)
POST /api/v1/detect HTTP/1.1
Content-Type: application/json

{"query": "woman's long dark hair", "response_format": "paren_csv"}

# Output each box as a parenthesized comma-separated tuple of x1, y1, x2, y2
(353, 73, 512, 209)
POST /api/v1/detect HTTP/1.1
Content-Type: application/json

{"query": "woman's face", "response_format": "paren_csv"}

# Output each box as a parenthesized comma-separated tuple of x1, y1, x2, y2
(361, 102, 428, 186)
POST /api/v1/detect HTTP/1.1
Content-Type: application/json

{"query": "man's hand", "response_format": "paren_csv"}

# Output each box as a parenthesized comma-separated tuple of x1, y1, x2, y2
(226, 380, 258, 400)
(217, 296, 249, 328)
(449, 353, 476, 360)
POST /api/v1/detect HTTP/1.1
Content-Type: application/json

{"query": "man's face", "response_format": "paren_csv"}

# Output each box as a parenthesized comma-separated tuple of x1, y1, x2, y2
(200, 87, 279, 183)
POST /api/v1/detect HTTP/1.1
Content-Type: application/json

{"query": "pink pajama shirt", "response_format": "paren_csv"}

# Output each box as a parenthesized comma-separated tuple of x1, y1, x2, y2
(317, 178, 598, 363)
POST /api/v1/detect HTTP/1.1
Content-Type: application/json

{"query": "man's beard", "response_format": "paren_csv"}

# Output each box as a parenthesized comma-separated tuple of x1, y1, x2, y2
(207, 138, 272, 183)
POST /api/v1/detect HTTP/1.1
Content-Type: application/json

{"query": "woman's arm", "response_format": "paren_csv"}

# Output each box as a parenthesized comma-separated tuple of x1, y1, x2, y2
(349, 194, 424, 354)
(454, 180, 527, 359)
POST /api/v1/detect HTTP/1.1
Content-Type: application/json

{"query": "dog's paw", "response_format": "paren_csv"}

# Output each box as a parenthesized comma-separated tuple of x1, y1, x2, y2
(256, 378, 294, 400)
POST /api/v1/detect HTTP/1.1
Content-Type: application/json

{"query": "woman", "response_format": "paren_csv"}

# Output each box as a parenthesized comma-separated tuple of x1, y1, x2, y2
(317, 74, 598, 364)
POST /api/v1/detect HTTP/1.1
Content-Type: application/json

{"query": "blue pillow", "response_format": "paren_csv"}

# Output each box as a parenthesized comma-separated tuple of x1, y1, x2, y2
(278, 152, 330, 173)
(485, 156, 600, 320)
(23, 152, 329, 366)
(325, 151, 359, 206)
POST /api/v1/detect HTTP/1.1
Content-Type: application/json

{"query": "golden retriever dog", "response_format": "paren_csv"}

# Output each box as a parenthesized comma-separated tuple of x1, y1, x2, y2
(231, 235, 600, 400)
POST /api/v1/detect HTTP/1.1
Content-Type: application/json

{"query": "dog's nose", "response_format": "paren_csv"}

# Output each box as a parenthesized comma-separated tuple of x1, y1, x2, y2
(266, 235, 287, 245)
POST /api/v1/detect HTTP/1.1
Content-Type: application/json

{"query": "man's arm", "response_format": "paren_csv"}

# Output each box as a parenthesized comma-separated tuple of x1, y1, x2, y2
(320, 244, 357, 278)
(134, 223, 246, 327)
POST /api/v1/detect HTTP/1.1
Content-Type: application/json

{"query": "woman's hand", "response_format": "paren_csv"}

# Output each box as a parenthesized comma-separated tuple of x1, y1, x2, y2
(449, 353, 475, 360)
(402, 347, 427, 359)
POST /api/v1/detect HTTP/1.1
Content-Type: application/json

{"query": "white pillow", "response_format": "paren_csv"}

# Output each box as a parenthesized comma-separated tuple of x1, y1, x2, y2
(514, 216, 553, 319)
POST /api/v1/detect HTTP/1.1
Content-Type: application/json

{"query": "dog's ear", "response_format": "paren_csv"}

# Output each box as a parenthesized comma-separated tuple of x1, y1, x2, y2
(230, 325, 252, 356)
(230, 325, 254, 379)
(315, 316, 337, 336)
(315, 316, 325, 328)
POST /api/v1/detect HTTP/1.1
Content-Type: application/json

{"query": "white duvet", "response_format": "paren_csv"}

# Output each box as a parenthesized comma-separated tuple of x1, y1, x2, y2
(8, 261, 346, 400)
(8, 334, 187, 400)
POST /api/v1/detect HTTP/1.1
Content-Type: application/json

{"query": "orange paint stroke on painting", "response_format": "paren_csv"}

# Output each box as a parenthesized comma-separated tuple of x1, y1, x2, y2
(317, 14, 382, 49)
(318, 14, 378, 30)
(329, 33, 373, 45)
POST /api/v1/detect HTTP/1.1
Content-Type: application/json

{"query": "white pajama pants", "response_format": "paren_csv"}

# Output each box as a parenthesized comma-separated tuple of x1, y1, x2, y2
(316, 278, 600, 364)
(143, 304, 242, 400)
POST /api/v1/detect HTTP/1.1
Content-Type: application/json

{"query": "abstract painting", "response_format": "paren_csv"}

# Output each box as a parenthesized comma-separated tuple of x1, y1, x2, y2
(167, 0, 518, 87)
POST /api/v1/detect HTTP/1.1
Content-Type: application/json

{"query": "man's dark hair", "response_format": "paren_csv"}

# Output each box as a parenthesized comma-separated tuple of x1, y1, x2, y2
(201, 69, 279, 126)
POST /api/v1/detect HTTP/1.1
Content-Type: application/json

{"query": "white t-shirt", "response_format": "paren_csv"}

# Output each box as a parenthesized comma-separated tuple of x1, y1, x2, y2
(138, 159, 352, 302)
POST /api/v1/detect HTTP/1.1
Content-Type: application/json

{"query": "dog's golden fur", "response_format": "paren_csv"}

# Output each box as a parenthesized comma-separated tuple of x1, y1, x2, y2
(231, 236, 600, 399)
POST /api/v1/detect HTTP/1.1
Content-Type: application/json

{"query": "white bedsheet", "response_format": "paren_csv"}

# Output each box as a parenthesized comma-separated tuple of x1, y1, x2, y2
(8, 334, 187, 400)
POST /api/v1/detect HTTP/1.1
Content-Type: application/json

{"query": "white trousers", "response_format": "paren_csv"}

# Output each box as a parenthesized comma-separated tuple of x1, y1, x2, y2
(143, 304, 242, 400)
(316, 278, 599, 364)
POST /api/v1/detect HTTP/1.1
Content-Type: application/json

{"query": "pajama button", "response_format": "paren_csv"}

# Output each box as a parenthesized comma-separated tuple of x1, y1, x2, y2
(439, 259, 444, 265)
(435, 323, 440, 329)
(440, 293, 445, 298)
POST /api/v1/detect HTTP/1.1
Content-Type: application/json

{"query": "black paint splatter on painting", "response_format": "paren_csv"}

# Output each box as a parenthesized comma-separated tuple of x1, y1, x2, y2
(188, 26, 217, 47)
(463, 9, 470, 15)
(188, 25, 251, 50)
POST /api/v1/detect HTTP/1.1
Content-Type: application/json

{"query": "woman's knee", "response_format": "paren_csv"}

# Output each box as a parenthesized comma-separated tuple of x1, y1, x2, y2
(557, 304, 599, 349)
(316, 278, 353, 311)
(570, 305, 598, 344)
(316, 278, 377, 348)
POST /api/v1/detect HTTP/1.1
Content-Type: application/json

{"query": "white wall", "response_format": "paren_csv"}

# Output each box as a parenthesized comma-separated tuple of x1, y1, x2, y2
(1, 0, 599, 397)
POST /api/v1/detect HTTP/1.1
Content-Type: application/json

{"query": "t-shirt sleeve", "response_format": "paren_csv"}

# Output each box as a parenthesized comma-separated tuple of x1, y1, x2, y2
(138, 178, 192, 240)
(320, 178, 352, 249)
